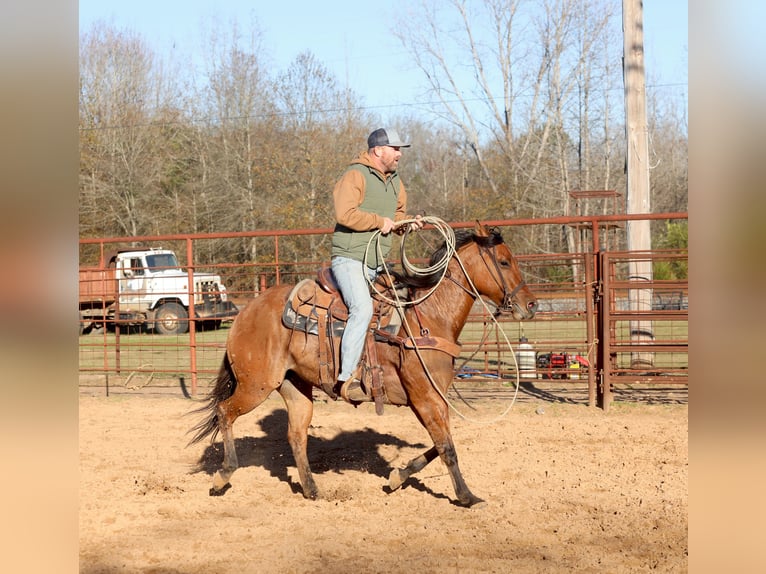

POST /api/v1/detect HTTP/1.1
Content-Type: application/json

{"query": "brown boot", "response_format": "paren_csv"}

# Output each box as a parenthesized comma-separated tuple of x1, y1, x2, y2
(339, 378, 370, 403)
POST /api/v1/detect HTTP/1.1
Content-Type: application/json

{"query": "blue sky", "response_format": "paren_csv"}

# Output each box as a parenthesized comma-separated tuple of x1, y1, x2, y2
(79, 1, 688, 121)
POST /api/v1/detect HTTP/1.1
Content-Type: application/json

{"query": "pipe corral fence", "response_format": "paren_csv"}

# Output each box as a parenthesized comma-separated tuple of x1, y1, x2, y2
(79, 214, 688, 410)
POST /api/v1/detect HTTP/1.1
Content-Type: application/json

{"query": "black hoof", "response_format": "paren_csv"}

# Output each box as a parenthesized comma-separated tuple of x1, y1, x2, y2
(209, 482, 231, 496)
(455, 495, 486, 508)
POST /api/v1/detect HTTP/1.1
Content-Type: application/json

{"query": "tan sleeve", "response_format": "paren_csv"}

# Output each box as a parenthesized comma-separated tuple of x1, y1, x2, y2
(333, 170, 385, 231)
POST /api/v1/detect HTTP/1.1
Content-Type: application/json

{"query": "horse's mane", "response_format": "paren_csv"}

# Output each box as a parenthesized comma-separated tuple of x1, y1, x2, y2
(389, 227, 505, 290)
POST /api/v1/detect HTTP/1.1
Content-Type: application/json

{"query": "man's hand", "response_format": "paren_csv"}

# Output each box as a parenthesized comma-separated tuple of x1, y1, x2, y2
(380, 217, 395, 234)
(394, 215, 424, 235)
(409, 214, 424, 231)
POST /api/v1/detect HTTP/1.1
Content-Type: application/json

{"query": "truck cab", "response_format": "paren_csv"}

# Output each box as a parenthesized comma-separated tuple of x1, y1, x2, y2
(79, 248, 238, 335)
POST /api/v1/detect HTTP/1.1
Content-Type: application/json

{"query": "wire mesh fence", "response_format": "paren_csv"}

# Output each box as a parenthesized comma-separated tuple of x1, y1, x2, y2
(79, 215, 687, 409)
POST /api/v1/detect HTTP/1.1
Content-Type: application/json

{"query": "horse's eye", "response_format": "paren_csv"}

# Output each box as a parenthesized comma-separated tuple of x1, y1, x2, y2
(499, 260, 511, 268)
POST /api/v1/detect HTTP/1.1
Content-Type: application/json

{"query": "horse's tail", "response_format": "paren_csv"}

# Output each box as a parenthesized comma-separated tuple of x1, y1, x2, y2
(186, 352, 238, 446)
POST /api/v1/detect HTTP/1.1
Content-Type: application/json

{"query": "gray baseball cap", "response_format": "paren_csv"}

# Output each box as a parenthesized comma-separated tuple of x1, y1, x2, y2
(367, 128, 411, 148)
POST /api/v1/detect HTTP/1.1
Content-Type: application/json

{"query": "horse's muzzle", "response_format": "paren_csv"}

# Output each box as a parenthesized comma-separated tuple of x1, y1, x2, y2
(522, 299, 538, 319)
(496, 298, 537, 320)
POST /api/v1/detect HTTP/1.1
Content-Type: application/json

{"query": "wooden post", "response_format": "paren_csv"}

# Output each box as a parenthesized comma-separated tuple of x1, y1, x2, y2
(623, 0, 654, 368)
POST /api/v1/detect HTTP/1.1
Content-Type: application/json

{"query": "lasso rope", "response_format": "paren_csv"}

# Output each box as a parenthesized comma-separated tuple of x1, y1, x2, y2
(363, 217, 521, 425)
(364, 215, 455, 307)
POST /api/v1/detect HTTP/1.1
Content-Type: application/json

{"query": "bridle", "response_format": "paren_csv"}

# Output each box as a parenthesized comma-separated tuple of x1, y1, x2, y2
(446, 231, 527, 314)
(481, 243, 527, 312)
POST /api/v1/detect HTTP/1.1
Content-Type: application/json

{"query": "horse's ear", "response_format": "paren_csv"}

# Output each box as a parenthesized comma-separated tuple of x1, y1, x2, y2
(474, 220, 489, 237)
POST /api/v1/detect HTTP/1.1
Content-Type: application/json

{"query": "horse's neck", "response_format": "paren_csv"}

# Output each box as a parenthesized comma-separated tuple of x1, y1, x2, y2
(408, 267, 475, 340)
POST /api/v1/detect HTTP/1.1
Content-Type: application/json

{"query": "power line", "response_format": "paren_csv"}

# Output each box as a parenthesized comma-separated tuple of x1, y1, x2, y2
(78, 82, 688, 133)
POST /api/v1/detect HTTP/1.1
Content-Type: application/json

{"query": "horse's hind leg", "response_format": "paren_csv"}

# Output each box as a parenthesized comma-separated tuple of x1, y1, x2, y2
(211, 404, 238, 494)
(277, 377, 319, 500)
(211, 381, 275, 495)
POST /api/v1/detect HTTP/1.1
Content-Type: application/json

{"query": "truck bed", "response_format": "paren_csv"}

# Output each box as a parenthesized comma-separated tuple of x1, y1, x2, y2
(79, 268, 117, 307)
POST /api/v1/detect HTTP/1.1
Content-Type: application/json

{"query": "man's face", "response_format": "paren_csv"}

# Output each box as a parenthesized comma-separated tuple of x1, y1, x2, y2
(378, 145, 403, 173)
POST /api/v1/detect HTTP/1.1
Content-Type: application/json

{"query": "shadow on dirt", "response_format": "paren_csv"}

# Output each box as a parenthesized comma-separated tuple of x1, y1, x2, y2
(191, 409, 428, 496)
(516, 381, 585, 404)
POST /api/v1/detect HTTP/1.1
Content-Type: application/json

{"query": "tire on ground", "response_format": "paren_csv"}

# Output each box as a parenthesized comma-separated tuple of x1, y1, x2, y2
(154, 302, 189, 335)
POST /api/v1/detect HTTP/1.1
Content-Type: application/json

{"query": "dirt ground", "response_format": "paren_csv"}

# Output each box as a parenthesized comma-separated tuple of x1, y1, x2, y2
(79, 386, 687, 573)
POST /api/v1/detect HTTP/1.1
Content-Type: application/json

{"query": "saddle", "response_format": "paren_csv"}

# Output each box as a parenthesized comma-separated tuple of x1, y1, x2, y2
(282, 266, 402, 413)
(281, 266, 462, 415)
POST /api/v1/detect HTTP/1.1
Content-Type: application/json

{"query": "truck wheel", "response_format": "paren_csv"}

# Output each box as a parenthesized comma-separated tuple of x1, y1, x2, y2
(154, 302, 188, 335)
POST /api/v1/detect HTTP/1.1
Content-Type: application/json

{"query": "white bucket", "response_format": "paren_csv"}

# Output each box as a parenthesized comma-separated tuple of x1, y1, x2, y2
(515, 337, 537, 379)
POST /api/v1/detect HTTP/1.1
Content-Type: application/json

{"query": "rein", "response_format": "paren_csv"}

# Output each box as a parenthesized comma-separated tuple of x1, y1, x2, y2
(445, 271, 478, 299)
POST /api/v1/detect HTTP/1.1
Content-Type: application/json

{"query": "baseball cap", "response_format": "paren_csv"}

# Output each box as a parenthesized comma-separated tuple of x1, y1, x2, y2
(367, 128, 411, 148)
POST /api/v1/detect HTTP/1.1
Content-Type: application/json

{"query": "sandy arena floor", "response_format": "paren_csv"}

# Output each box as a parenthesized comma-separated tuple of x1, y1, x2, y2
(79, 387, 687, 573)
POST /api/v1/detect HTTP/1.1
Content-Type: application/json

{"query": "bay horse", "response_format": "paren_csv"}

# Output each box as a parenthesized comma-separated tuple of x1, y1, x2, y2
(188, 221, 538, 507)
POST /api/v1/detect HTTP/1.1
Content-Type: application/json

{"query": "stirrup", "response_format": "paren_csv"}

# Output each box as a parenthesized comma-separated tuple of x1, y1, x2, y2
(339, 379, 370, 403)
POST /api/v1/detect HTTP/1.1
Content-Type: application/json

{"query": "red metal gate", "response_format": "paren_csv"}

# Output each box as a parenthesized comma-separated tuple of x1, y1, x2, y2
(597, 250, 688, 409)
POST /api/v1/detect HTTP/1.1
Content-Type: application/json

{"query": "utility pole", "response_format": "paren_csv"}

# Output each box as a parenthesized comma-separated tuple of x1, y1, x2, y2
(623, 0, 654, 368)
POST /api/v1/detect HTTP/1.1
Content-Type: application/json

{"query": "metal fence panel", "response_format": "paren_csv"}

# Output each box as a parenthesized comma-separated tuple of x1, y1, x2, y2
(79, 215, 687, 408)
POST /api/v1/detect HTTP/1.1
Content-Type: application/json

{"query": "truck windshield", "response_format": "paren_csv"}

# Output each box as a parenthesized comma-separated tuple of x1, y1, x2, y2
(146, 253, 180, 271)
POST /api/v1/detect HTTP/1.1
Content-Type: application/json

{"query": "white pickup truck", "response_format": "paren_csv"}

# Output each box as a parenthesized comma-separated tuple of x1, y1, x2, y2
(79, 248, 238, 335)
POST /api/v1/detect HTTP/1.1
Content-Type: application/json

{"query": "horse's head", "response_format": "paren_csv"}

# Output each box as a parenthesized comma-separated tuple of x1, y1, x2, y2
(455, 222, 538, 320)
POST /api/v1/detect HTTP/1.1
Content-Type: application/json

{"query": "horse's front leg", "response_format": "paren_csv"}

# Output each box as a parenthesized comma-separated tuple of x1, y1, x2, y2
(438, 435, 485, 508)
(388, 446, 439, 490)
(278, 378, 319, 500)
(409, 395, 485, 508)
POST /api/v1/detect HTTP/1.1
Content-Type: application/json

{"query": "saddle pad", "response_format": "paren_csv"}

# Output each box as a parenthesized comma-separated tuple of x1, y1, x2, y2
(281, 278, 402, 336)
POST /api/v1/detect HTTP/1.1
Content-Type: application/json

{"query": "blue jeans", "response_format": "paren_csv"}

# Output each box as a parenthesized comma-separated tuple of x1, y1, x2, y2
(331, 256, 379, 382)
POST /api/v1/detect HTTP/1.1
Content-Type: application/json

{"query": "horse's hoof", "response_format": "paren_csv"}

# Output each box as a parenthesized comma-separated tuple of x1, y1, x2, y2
(455, 494, 486, 508)
(209, 482, 231, 497)
(466, 497, 487, 509)
(212, 470, 230, 490)
(388, 468, 405, 491)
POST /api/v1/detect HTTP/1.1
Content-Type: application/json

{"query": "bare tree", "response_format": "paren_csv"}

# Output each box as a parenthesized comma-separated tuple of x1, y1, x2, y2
(395, 0, 622, 251)
(195, 19, 277, 275)
(274, 52, 376, 258)
(395, 0, 520, 199)
(273, 51, 370, 250)
(79, 22, 169, 238)
(647, 88, 688, 216)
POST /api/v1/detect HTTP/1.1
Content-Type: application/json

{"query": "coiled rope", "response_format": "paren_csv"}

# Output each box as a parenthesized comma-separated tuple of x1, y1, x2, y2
(363, 216, 521, 424)
(364, 216, 455, 306)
